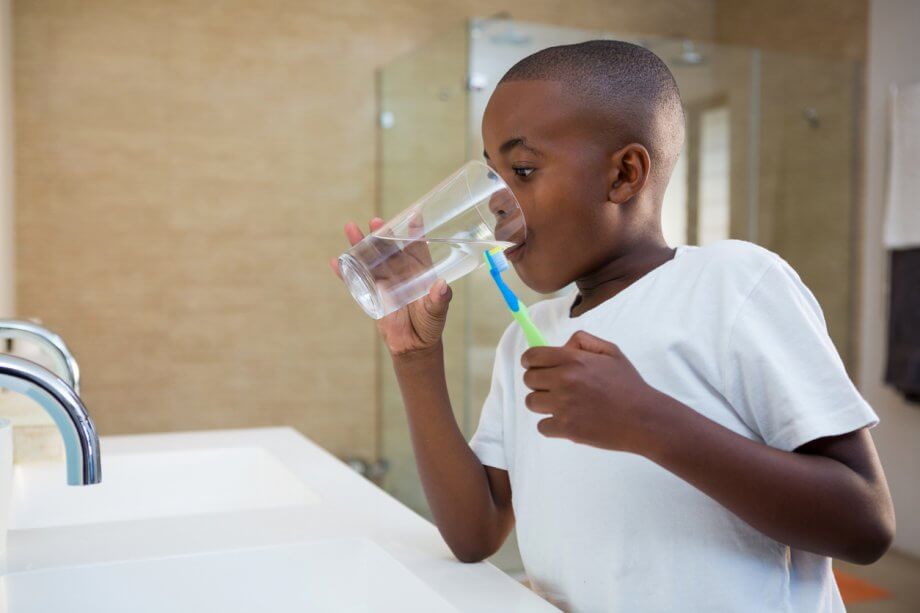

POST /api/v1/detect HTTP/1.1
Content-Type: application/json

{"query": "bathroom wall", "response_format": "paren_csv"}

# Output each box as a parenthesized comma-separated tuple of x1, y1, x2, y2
(756, 53, 861, 367)
(376, 22, 471, 507)
(11, 0, 718, 459)
(859, 0, 920, 558)
(0, 0, 13, 318)
(715, 2, 866, 371)
(714, 0, 867, 59)
(9, 0, 873, 463)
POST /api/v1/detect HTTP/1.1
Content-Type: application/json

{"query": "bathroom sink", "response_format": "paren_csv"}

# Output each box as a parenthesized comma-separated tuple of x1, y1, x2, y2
(9, 446, 317, 530)
(0, 537, 456, 612)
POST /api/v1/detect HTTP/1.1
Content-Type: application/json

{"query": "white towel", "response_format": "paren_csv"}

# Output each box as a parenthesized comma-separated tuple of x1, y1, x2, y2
(884, 81, 920, 249)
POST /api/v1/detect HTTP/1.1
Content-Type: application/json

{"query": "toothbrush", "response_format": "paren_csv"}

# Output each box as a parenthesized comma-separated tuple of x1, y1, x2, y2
(484, 247, 548, 347)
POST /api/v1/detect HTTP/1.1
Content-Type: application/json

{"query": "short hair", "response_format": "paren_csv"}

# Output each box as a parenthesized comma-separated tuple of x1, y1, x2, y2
(499, 40, 685, 184)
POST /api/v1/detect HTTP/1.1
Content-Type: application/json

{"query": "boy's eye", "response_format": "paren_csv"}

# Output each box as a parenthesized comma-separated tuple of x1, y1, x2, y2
(512, 166, 535, 178)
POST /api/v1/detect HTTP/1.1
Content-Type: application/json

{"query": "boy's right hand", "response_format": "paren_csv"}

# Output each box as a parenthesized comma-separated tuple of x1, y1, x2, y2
(329, 218, 452, 358)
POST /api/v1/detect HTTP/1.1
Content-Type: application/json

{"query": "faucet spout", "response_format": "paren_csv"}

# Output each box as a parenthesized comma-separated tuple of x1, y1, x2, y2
(0, 355, 101, 485)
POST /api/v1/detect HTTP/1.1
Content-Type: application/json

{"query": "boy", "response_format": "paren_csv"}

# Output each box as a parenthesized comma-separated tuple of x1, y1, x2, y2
(332, 41, 894, 611)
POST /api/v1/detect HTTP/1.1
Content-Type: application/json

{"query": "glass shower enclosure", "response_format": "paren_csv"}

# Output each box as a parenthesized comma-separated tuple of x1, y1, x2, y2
(376, 18, 860, 575)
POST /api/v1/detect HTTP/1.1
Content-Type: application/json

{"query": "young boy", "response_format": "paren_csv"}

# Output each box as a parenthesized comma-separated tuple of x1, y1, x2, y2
(333, 41, 894, 611)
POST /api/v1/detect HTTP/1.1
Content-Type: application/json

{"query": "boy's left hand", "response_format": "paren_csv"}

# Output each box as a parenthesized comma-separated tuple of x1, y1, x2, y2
(521, 331, 664, 453)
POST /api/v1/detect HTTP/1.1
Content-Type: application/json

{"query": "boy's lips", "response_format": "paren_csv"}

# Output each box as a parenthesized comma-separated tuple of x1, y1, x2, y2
(505, 240, 526, 262)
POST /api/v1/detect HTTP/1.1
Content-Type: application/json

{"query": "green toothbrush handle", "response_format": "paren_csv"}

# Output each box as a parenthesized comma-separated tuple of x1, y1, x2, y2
(512, 303, 548, 347)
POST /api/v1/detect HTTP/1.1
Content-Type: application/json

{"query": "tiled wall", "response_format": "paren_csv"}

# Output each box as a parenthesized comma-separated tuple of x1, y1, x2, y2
(715, 0, 867, 368)
(11, 0, 718, 459)
(715, 0, 867, 59)
(756, 52, 860, 366)
(1, 0, 13, 317)
(11, 1, 867, 459)
(376, 22, 470, 507)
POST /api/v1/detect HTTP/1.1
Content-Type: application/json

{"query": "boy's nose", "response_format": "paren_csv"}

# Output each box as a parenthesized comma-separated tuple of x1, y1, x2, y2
(488, 191, 526, 244)
(488, 191, 513, 219)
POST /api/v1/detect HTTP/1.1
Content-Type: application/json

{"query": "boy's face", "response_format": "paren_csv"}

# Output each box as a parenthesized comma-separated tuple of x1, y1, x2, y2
(482, 80, 623, 294)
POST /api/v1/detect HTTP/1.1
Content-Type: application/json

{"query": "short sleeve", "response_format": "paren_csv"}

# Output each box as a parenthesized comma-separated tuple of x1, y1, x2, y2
(469, 331, 514, 470)
(721, 259, 878, 451)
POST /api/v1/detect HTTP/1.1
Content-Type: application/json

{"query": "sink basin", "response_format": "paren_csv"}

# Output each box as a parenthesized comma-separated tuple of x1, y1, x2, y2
(0, 537, 456, 612)
(10, 446, 317, 529)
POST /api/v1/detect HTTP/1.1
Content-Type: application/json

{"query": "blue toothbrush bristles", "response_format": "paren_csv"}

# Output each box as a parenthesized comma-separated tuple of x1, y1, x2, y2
(488, 247, 510, 272)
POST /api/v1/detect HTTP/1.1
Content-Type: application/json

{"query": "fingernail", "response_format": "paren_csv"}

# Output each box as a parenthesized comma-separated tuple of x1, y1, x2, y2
(439, 282, 449, 296)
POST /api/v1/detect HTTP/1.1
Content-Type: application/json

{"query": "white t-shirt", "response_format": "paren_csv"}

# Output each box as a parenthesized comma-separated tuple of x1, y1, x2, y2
(470, 240, 877, 613)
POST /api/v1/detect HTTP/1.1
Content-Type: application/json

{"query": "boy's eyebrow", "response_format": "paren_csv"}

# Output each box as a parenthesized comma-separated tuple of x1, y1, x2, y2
(483, 137, 543, 160)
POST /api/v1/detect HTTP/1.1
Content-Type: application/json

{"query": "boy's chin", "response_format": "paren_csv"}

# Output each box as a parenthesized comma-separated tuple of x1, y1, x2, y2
(516, 267, 566, 295)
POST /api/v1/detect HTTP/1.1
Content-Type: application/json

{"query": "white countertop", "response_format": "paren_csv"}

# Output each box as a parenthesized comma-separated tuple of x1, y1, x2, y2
(2, 427, 556, 612)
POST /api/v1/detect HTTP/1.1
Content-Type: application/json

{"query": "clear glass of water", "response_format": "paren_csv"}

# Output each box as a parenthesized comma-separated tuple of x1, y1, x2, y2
(338, 160, 526, 319)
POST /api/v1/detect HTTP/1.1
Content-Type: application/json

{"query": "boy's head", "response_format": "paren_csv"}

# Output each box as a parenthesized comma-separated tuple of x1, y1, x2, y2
(483, 40, 684, 293)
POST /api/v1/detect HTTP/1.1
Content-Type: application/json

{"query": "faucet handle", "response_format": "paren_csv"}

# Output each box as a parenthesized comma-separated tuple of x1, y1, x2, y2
(0, 319, 80, 394)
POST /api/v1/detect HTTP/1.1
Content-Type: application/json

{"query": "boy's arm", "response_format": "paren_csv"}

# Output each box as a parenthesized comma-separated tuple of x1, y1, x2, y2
(642, 397, 893, 564)
(393, 343, 514, 563)
(331, 218, 512, 563)
(521, 331, 895, 565)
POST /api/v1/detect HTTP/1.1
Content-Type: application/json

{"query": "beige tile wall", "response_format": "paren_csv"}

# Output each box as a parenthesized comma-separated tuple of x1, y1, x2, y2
(704, 46, 860, 367)
(11, 0, 868, 460)
(713, 0, 867, 365)
(715, 0, 867, 59)
(12, 0, 719, 459)
(1, 0, 13, 317)
(376, 22, 470, 510)
(756, 52, 860, 366)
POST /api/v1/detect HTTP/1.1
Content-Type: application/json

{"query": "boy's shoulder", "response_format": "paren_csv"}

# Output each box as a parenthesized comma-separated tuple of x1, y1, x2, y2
(685, 239, 782, 272)
(683, 240, 818, 321)
(681, 239, 790, 290)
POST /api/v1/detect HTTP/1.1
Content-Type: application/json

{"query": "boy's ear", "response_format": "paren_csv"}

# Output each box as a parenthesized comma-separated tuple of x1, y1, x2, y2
(608, 143, 651, 204)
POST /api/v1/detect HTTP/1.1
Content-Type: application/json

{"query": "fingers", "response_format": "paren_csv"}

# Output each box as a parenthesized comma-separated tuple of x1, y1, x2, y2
(366, 212, 434, 276)
(521, 346, 571, 369)
(536, 416, 565, 438)
(328, 257, 343, 280)
(404, 212, 434, 268)
(343, 217, 385, 246)
(419, 279, 452, 320)
(524, 391, 554, 414)
(344, 221, 366, 246)
(405, 241, 434, 268)
(339, 217, 437, 296)
(564, 330, 620, 356)
(336, 218, 381, 279)
(522, 365, 554, 391)
(407, 211, 425, 237)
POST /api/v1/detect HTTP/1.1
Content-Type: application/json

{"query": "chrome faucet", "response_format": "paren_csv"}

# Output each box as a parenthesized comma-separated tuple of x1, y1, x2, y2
(0, 319, 81, 393)
(0, 322, 100, 486)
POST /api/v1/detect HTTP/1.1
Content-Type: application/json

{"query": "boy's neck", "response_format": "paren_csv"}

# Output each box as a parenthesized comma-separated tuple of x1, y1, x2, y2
(571, 236, 675, 317)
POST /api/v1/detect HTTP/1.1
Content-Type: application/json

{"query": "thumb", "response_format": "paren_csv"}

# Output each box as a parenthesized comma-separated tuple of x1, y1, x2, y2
(422, 279, 452, 319)
(564, 330, 619, 356)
